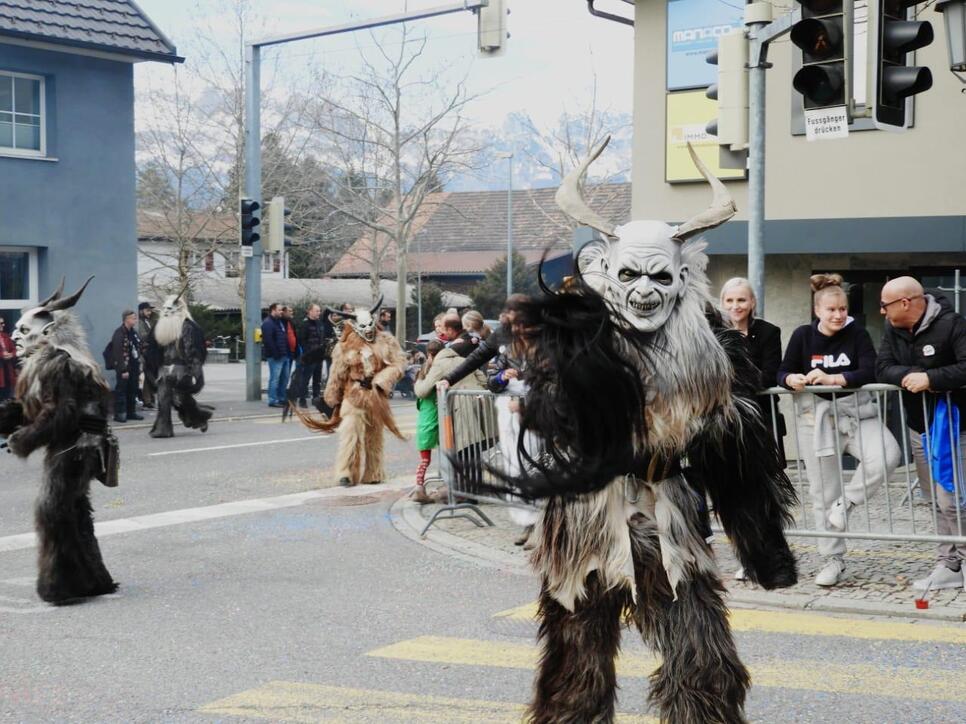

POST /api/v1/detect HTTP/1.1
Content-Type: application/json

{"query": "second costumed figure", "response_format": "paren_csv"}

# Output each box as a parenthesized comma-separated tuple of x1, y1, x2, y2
(297, 298, 406, 486)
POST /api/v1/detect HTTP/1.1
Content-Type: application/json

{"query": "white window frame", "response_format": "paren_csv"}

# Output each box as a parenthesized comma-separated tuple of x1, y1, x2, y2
(0, 246, 39, 309)
(0, 71, 46, 158)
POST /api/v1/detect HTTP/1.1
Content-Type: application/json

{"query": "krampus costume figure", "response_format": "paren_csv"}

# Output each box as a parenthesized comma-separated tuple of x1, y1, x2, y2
(0, 277, 120, 604)
(296, 299, 406, 486)
(148, 291, 214, 438)
(501, 141, 798, 724)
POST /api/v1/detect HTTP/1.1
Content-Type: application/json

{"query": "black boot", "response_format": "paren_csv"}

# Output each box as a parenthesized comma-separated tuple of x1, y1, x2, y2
(113, 414, 127, 423)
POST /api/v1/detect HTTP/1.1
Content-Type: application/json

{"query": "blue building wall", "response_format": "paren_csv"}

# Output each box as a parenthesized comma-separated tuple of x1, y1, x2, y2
(0, 44, 136, 359)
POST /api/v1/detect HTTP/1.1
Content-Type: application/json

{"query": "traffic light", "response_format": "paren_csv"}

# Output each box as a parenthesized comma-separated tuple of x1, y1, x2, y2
(239, 197, 260, 246)
(791, 0, 851, 112)
(478, 0, 508, 56)
(265, 196, 294, 253)
(870, 0, 934, 130)
(705, 30, 749, 157)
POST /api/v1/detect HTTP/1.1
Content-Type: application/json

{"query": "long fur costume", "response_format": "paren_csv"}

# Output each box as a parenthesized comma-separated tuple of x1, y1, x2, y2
(481, 136, 799, 723)
(148, 300, 214, 439)
(0, 279, 118, 604)
(497, 250, 798, 724)
(298, 325, 406, 485)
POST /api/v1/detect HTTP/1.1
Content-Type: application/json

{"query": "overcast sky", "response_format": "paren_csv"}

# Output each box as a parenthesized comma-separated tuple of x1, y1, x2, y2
(133, 0, 636, 129)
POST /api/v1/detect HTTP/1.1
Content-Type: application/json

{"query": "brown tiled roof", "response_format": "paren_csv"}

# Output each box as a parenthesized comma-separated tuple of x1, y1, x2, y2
(138, 210, 236, 242)
(329, 183, 631, 276)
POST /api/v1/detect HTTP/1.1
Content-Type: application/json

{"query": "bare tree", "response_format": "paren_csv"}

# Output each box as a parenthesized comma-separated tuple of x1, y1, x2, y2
(135, 0, 319, 315)
(299, 25, 487, 337)
(508, 75, 632, 235)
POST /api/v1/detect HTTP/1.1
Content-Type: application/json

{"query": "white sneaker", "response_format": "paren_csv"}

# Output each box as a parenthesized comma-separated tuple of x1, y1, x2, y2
(734, 567, 748, 582)
(826, 498, 854, 531)
(912, 564, 964, 591)
(815, 558, 846, 587)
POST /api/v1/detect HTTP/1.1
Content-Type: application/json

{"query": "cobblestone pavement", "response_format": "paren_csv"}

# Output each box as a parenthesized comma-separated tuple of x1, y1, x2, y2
(398, 467, 966, 622)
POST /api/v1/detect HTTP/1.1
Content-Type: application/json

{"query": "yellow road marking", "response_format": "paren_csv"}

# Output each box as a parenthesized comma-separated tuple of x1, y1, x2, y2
(367, 636, 965, 703)
(493, 603, 966, 645)
(199, 681, 656, 723)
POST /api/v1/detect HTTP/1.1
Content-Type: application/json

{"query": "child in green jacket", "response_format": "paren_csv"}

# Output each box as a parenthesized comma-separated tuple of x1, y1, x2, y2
(412, 341, 444, 503)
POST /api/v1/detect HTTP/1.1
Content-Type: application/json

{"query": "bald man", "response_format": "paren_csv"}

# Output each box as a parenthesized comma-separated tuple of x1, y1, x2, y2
(877, 276, 966, 592)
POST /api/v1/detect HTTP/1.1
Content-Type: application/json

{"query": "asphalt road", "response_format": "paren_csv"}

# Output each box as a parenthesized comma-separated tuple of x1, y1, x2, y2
(1, 375, 964, 722)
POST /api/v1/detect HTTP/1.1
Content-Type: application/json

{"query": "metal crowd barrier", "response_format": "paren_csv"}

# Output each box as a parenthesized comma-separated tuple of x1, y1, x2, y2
(420, 387, 536, 537)
(423, 384, 966, 548)
(758, 384, 966, 546)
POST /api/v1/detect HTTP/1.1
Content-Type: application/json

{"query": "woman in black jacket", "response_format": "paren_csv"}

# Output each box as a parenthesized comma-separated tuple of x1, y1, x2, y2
(719, 278, 784, 447)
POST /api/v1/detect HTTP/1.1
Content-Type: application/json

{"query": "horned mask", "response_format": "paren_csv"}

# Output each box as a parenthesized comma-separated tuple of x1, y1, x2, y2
(160, 285, 190, 321)
(327, 297, 384, 342)
(559, 138, 736, 332)
(12, 276, 94, 358)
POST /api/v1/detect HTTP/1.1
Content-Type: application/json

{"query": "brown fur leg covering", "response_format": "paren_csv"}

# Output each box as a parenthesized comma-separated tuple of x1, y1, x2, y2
(335, 402, 367, 484)
(629, 516, 749, 724)
(529, 572, 631, 724)
(360, 419, 385, 484)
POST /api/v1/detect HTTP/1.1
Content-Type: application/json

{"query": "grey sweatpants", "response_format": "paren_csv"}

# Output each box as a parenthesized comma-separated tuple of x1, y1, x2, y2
(797, 413, 901, 558)
(910, 430, 966, 567)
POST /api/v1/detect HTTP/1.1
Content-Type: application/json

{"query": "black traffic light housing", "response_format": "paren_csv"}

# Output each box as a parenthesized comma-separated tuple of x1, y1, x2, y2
(239, 198, 260, 246)
(791, 0, 851, 112)
(871, 0, 934, 130)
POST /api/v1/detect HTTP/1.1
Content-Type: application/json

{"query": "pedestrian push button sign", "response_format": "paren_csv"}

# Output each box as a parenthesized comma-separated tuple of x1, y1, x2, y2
(804, 106, 849, 141)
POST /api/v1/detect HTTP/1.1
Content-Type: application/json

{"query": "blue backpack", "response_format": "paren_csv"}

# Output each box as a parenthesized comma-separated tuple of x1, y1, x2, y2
(923, 396, 966, 507)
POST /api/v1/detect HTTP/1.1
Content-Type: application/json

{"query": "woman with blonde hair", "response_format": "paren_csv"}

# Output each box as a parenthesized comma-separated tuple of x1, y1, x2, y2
(778, 273, 900, 587)
(461, 309, 493, 341)
(719, 277, 784, 435)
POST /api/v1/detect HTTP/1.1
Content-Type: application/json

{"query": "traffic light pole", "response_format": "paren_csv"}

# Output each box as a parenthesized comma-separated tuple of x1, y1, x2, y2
(745, 4, 800, 316)
(241, 1, 492, 401)
(244, 43, 262, 402)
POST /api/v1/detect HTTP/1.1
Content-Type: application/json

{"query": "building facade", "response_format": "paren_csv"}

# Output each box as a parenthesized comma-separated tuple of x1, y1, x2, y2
(0, 1, 181, 356)
(623, 0, 966, 346)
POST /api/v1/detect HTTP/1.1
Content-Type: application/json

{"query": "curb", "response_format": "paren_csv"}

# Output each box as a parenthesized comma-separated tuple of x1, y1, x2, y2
(389, 496, 531, 577)
(389, 498, 965, 622)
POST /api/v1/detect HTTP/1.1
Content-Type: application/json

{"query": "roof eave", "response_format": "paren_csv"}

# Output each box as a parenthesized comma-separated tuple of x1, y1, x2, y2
(0, 31, 184, 64)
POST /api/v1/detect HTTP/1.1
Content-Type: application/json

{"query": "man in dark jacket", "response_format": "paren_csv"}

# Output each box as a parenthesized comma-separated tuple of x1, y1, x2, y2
(437, 294, 529, 390)
(261, 303, 288, 407)
(296, 303, 325, 407)
(137, 301, 157, 408)
(111, 309, 143, 423)
(877, 276, 966, 592)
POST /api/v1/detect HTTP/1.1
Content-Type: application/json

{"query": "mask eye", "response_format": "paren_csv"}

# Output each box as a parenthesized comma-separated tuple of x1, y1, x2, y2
(618, 268, 638, 283)
(652, 272, 673, 286)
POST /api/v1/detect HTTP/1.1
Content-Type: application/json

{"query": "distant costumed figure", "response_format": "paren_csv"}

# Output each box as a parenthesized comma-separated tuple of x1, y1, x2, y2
(296, 298, 406, 486)
(0, 277, 120, 604)
(494, 141, 798, 723)
(147, 290, 214, 438)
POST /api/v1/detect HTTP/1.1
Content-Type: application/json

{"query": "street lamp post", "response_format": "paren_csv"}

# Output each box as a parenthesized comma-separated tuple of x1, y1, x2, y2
(498, 152, 514, 298)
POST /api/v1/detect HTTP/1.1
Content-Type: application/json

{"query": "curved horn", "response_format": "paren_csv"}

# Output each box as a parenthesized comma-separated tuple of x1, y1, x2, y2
(326, 306, 356, 320)
(46, 275, 94, 312)
(37, 277, 66, 308)
(672, 143, 737, 243)
(369, 295, 384, 316)
(173, 282, 190, 304)
(554, 135, 617, 238)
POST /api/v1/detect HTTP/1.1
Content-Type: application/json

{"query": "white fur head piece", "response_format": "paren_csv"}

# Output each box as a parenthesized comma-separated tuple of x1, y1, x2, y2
(556, 138, 736, 333)
(12, 276, 94, 359)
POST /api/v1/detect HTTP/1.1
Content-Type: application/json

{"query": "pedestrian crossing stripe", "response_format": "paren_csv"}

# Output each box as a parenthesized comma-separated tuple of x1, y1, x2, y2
(493, 603, 966, 645)
(366, 635, 965, 703)
(199, 681, 657, 723)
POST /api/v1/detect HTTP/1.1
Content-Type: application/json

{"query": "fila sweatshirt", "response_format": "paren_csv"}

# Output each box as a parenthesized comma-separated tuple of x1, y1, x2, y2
(778, 319, 876, 395)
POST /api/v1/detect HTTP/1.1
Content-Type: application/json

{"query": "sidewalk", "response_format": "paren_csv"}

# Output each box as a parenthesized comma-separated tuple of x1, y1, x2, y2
(391, 493, 966, 622)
